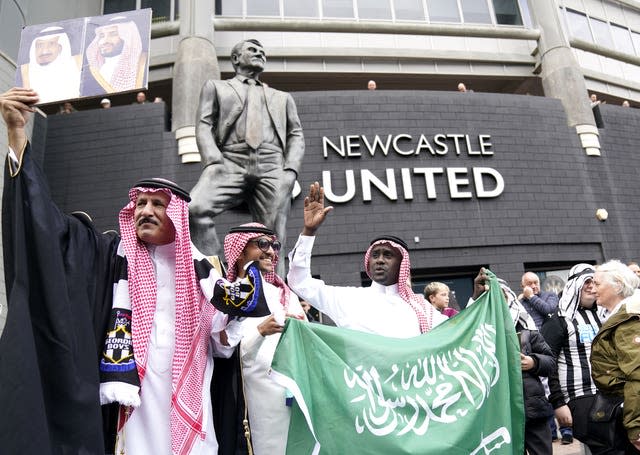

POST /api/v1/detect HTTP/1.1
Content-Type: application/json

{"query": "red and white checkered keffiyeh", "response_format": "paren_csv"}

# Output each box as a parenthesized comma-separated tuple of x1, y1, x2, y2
(118, 186, 215, 455)
(86, 20, 143, 91)
(364, 240, 435, 333)
(224, 222, 290, 310)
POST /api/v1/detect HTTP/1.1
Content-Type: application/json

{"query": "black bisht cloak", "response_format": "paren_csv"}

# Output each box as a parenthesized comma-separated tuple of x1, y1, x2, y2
(0, 144, 254, 454)
(0, 143, 119, 454)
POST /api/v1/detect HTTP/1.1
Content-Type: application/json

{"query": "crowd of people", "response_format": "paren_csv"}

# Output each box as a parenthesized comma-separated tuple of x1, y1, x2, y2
(2, 78, 640, 453)
(58, 90, 161, 113)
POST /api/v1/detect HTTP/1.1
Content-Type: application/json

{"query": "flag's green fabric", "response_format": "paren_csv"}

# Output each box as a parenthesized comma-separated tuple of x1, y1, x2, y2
(270, 271, 524, 454)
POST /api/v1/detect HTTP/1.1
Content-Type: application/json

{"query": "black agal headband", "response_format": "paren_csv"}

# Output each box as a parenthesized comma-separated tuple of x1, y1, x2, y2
(228, 226, 275, 236)
(134, 178, 191, 202)
(370, 235, 409, 251)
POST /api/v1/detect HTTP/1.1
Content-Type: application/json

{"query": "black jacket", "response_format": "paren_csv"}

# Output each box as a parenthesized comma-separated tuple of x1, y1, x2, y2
(518, 324, 556, 420)
(1, 143, 120, 454)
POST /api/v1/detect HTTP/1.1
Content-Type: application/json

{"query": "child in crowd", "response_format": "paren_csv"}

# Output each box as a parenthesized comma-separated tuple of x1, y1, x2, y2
(424, 281, 459, 318)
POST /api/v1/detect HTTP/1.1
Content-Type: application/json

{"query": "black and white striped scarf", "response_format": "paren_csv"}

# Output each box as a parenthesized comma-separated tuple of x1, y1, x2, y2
(98, 239, 268, 453)
(497, 278, 537, 330)
(558, 263, 602, 319)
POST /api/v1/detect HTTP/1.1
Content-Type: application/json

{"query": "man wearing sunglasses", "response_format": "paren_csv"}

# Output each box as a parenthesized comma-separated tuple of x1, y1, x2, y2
(222, 223, 306, 454)
(287, 182, 446, 338)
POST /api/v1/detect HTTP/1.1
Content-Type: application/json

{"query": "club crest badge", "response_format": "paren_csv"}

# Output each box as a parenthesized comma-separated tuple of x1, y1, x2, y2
(100, 309, 136, 373)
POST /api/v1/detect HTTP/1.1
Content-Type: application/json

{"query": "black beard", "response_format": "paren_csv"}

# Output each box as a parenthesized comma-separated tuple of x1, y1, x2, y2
(100, 39, 124, 58)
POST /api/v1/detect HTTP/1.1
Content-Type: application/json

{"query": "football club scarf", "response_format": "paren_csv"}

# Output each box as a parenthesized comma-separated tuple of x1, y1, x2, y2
(496, 278, 537, 330)
(110, 184, 212, 454)
(224, 222, 290, 310)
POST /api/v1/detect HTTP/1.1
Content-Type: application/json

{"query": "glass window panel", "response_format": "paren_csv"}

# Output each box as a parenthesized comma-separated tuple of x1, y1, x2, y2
(284, 0, 319, 17)
(247, 0, 279, 16)
(216, 0, 242, 16)
(426, 0, 460, 22)
(632, 31, 640, 55)
(566, 9, 593, 43)
(394, 0, 425, 21)
(142, 0, 171, 22)
(517, 0, 531, 27)
(492, 0, 522, 26)
(611, 23, 634, 54)
(357, 0, 392, 20)
(104, 0, 137, 14)
(590, 17, 613, 47)
(323, 0, 354, 18)
(461, 0, 491, 24)
(322, 0, 354, 17)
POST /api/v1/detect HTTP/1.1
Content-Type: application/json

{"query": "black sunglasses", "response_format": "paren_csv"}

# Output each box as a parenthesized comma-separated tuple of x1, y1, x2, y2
(250, 238, 282, 252)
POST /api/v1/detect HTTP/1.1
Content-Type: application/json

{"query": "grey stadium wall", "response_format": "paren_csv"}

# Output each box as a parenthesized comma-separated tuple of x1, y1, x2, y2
(36, 91, 640, 288)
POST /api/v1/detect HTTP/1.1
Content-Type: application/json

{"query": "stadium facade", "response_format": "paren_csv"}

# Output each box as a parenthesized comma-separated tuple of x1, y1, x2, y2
(1, 0, 640, 314)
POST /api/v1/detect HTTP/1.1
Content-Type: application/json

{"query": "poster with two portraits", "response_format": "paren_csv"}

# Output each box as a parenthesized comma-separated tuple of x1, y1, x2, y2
(15, 9, 151, 105)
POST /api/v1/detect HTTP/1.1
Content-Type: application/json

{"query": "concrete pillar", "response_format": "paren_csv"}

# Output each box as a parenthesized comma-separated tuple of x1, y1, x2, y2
(171, 0, 219, 163)
(528, 0, 601, 156)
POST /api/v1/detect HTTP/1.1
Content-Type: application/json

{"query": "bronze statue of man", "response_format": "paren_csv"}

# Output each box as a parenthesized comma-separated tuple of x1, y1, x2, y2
(190, 39, 304, 272)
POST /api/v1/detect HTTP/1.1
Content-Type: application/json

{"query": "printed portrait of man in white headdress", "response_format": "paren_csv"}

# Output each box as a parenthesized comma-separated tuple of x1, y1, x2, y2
(81, 11, 150, 96)
(16, 23, 82, 104)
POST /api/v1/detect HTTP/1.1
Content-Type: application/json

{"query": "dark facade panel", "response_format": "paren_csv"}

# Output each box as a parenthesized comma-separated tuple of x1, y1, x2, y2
(39, 92, 640, 288)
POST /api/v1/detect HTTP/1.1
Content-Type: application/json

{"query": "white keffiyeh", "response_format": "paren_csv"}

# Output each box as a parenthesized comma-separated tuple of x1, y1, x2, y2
(25, 27, 80, 103)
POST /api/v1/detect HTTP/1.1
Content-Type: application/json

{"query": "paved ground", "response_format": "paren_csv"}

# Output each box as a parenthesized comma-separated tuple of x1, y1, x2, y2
(553, 439, 588, 454)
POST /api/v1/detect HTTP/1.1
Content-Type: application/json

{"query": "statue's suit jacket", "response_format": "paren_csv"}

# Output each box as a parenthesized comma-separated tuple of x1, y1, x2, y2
(196, 76, 304, 175)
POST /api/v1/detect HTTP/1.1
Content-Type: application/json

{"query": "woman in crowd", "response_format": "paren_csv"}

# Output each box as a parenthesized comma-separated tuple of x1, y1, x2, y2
(590, 260, 640, 454)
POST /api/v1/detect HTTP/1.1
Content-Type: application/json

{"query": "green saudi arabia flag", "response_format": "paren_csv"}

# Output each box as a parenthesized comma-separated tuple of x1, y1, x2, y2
(270, 270, 524, 454)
